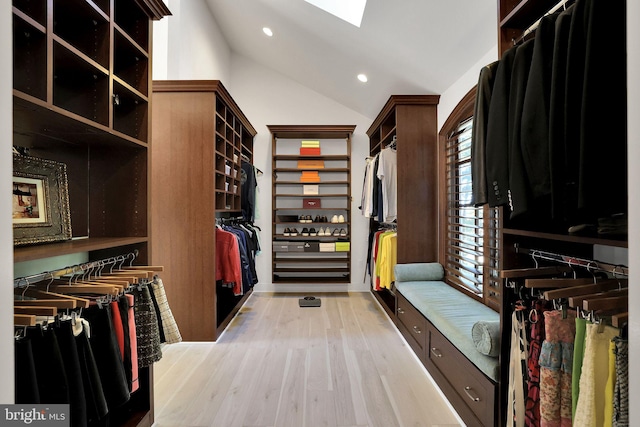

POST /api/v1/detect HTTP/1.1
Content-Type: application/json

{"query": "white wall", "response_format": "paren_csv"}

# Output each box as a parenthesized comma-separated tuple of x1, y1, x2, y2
(438, 45, 498, 133)
(1, 0, 13, 403)
(152, 0, 231, 82)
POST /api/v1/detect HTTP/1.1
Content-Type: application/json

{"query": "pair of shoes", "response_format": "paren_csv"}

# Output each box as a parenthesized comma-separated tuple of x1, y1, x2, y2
(283, 227, 291, 236)
(289, 228, 299, 236)
(330, 215, 346, 223)
(301, 228, 309, 236)
(309, 228, 317, 236)
(299, 215, 312, 223)
(314, 215, 321, 222)
(321, 215, 328, 223)
(318, 227, 332, 236)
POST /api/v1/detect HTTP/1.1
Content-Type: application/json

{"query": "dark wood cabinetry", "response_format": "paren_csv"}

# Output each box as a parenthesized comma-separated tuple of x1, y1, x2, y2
(269, 125, 354, 284)
(366, 95, 440, 317)
(494, 1, 628, 425)
(151, 80, 256, 341)
(12, 1, 170, 425)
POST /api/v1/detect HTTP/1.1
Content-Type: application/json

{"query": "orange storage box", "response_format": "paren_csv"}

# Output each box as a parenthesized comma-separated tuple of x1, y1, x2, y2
(297, 160, 325, 169)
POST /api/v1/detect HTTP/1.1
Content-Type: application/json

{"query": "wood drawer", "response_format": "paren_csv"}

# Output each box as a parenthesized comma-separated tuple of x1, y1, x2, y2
(428, 327, 496, 426)
(396, 293, 426, 356)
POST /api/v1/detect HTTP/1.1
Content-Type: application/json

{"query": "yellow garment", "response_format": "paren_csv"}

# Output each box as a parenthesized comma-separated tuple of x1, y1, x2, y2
(378, 232, 397, 290)
(603, 340, 617, 427)
(374, 231, 393, 280)
(574, 324, 619, 427)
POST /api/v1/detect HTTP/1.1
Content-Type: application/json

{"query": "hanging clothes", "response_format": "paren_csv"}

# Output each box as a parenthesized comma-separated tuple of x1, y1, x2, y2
(475, 0, 627, 229)
(574, 324, 620, 427)
(612, 337, 628, 426)
(572, 316, 588, 420)
(377, 146, 398, 223)
(471, 60, 499, 207)
(508, 309, 529, 427)
(241, 161, 258, 223)
(538, 309, 576, 427)
(525, 299, 549, 426)
(216, 227, 243, 295)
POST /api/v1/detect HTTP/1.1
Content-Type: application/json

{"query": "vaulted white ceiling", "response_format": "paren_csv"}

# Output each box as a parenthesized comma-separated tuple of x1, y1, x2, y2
(205, 0, 497, 119)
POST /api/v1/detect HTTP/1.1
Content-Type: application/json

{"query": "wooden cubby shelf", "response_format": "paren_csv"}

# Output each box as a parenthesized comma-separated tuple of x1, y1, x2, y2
(12, 2, 171, 426)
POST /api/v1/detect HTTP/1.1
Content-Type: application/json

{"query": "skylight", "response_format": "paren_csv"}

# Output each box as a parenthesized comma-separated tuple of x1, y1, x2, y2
(304, 0, 367, 28)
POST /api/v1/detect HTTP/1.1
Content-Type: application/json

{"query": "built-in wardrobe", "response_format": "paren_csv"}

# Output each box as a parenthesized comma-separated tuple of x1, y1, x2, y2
(490, 0, 628, 425)
(12, 1, 171, 425)
(364, 95, 440, 319)
(150, 80, 258, 341)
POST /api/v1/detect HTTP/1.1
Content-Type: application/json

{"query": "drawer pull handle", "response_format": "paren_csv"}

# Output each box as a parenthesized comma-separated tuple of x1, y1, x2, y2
(430, 347, 442, 358)
(413, 326, 422, 334)
(398, 308, 405, 314)
(463, 386, 481, 402)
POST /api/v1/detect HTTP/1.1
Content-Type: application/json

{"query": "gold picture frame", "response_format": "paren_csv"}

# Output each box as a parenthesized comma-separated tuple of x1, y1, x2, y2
(13, 153, 72, 246)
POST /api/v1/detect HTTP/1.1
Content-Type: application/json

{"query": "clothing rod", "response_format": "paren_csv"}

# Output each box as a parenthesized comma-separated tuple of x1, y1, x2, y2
(513, 0, 572, 45)
(514, 244, 629, 277)
(13, 249, 139, 288)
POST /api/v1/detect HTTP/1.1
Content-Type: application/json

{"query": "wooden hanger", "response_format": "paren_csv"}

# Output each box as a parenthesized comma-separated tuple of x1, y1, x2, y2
(525, 277, 594, 288)
(543, 279, 627, 300)
(568, 288, 628, 309)
(41, 283, 120, 296)
(14, 314, 36, 326)
(500, 265, 572, 279)
(583, 295, 628, 312)
(14, 299, 77, 309)
(612, 312, 628, 328)
(14, 306, 57, 317)
(14, 287, 90, 308)
(124, 265, 164, 272)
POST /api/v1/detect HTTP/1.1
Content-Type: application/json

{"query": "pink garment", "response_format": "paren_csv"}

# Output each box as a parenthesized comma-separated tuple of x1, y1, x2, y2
(126, 293, 139, 393)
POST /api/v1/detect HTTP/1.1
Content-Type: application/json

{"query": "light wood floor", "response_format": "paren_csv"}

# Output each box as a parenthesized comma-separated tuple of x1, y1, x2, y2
(153, 292, 462, 427)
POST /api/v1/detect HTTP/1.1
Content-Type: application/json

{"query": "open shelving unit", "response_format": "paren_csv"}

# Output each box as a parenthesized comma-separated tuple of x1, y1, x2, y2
(12, 0, 171, 425)
(151, 80, 257, 341)
(269, 125, 355, 284)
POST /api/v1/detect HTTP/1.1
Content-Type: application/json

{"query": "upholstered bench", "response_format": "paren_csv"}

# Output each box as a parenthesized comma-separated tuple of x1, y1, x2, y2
(393, 263, 500, 427)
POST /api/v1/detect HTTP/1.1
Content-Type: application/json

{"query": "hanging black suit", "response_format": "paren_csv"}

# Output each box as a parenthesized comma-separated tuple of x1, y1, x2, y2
(549, 5, 575, 222)
(518, 12, 559, 220)
(471, 61, 499, 207)
(485, 46, 518, 207)
(507, 39, 535, 219)
(578, 0, 627, 220)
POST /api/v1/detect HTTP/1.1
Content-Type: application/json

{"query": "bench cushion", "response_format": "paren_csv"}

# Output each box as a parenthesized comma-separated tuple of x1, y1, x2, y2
(395, 280, 500, 381)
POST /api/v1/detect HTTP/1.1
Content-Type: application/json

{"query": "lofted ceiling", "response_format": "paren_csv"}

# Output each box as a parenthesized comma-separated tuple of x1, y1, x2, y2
(205, 0, 498, 119)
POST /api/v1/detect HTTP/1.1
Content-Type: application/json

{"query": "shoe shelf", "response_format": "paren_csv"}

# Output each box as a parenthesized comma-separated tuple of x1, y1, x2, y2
(269, 125, 355, 284)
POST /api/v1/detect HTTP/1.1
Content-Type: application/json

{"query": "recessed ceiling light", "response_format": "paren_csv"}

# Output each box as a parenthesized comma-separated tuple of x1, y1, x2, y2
(357, 74, 368, 83)
(263, 27, 273, 37)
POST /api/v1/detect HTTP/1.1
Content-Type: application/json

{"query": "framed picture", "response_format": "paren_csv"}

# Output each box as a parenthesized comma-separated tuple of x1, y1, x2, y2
(13, 153, 72, 246)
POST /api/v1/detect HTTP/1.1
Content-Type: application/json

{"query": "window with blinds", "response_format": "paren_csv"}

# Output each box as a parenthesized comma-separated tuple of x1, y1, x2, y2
(445, 117, 501, 307)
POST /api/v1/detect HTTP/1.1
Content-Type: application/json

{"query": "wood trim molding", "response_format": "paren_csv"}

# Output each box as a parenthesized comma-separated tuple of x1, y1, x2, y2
(152, 80, 257, 136)
(135, 0, 172, 20)
(366, 95, 440, 136)
(267, 125, 356, 139)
